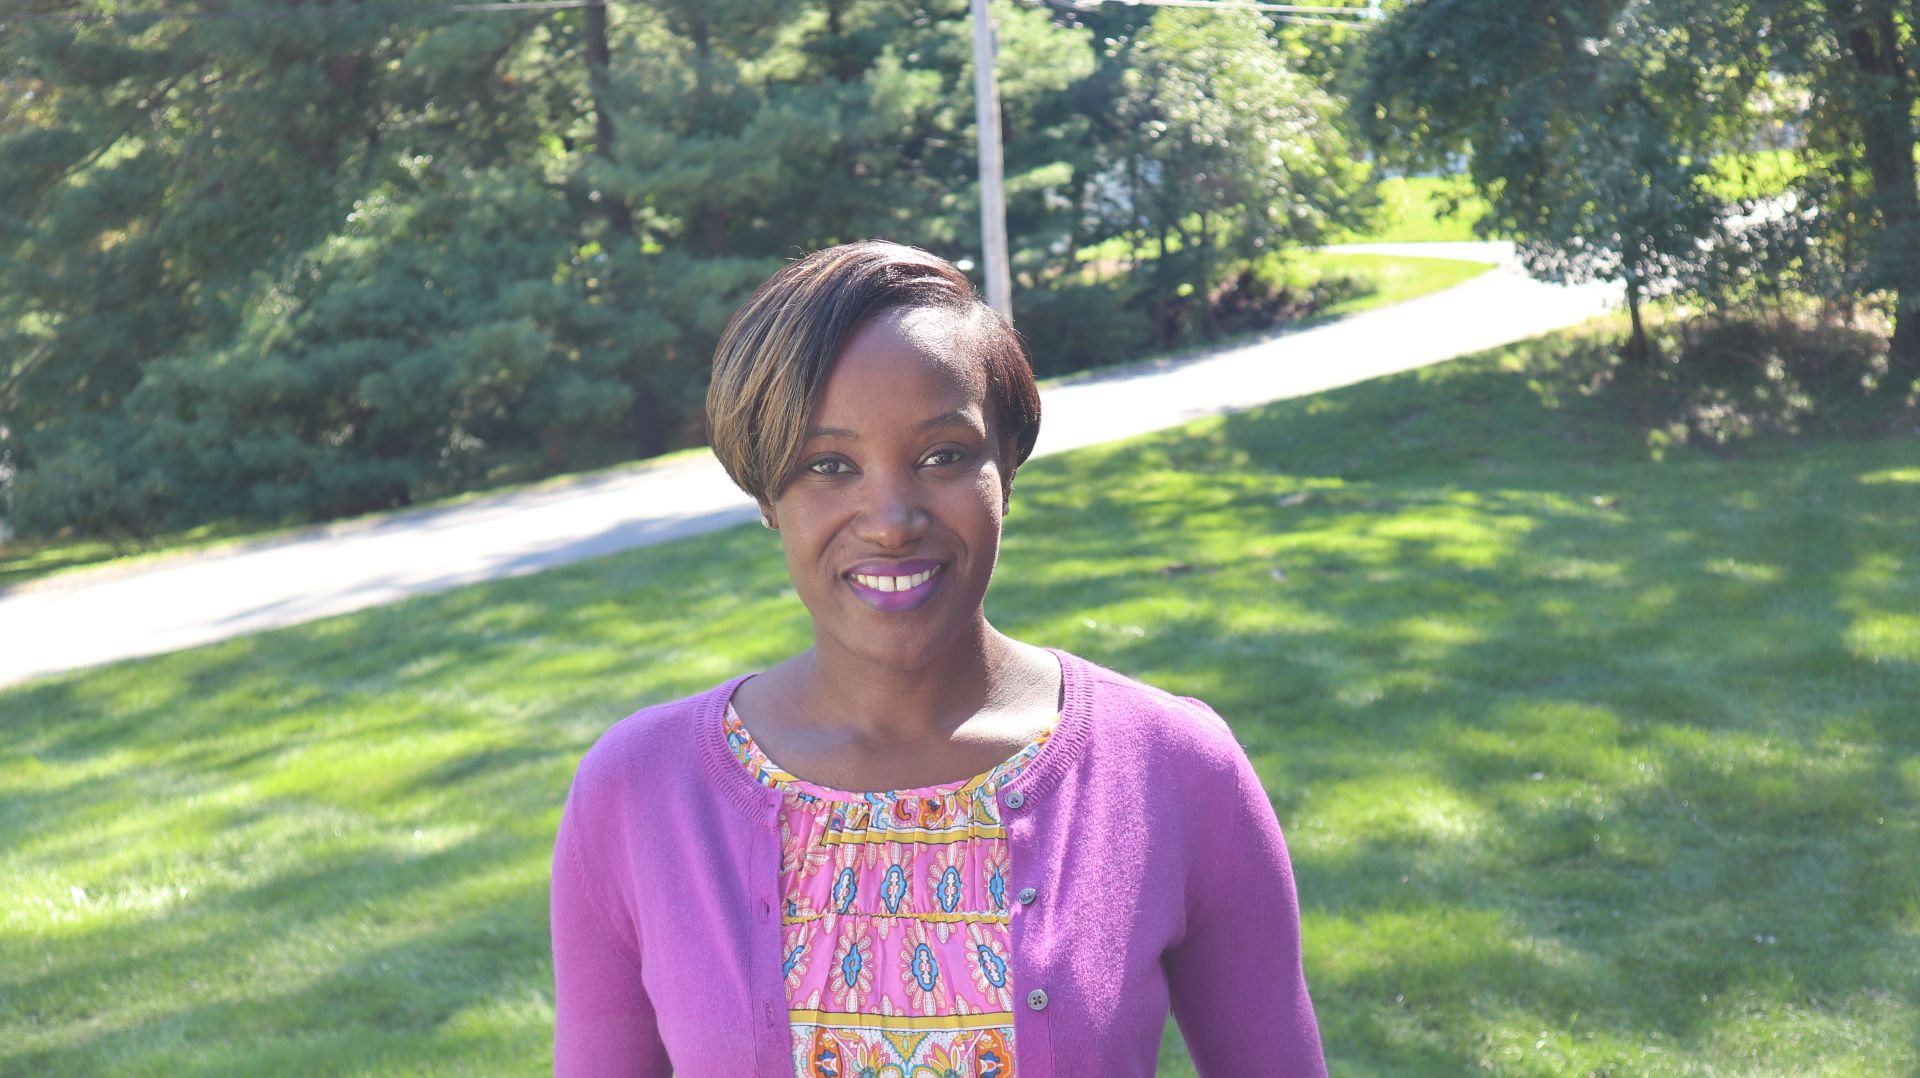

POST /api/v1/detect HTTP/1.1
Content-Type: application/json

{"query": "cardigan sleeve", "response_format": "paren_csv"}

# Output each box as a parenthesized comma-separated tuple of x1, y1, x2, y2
(1164, 727, 1327, 1077)
(551, 760, 673, 1077)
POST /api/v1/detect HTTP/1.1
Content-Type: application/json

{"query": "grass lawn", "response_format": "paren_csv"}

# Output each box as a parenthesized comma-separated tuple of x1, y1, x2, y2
(1301, 251, 1492, 317)
(1338, 175, 1492, 244)
(5, 326, 1916, 1075)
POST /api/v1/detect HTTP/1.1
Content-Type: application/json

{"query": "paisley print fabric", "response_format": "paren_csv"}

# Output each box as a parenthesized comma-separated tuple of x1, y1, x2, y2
(725, 704, 1053, 1078)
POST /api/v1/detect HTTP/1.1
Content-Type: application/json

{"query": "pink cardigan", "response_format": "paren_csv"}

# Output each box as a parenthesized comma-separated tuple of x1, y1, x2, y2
(551, 649, 1325, 1075)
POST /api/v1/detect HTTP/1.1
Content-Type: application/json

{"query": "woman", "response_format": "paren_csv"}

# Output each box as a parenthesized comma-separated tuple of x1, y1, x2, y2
(551, 241, 1325, 1076)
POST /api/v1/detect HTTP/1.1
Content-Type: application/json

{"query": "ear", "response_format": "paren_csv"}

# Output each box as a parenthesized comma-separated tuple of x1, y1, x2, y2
(758, 500, 779, 531)
(1001, 466, 1016, 515)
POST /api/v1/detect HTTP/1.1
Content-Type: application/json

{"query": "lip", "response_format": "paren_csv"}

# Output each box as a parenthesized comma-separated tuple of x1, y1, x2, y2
(843, 559, 948, 613)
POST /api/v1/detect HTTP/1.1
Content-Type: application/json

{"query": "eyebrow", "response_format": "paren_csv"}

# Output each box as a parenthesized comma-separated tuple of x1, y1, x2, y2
(803, 410, 983, 441)
(914, 409, 984, 434)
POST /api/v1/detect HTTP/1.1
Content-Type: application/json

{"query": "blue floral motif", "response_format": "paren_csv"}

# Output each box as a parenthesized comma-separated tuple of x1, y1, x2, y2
(724, 703, 1059, 1068)
(909, 942, 940, 990)
(936, 866, 963, 913)
(974, 942, 1008, 988)
(881, 864, 908, 914)
(831, 866, 857, 914)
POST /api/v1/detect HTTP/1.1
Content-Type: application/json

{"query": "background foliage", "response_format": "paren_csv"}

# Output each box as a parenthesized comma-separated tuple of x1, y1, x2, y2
(1355, 0, 1919, 367)
(2, 0, 1916, 545)
(0, 0, 1370, 539)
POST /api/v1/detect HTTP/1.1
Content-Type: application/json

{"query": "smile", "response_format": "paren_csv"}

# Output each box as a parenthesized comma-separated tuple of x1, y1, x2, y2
(849, 568, 939, 592)
(844, 562, 947, 612)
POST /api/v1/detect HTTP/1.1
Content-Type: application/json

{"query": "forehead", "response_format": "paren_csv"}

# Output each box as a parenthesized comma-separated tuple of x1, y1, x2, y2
(813, 307, 987, 420)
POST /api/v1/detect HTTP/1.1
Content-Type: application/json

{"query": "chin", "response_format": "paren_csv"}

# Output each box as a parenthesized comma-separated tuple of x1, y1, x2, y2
(807, 578, 990, 670)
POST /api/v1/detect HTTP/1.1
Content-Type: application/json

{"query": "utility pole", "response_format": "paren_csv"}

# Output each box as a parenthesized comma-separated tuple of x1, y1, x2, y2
(969, 0, 1013, 322)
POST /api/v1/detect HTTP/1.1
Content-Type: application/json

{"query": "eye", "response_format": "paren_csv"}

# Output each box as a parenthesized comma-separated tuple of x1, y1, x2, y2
(807, 457, 852, 476)
(921, 448, 967, 468)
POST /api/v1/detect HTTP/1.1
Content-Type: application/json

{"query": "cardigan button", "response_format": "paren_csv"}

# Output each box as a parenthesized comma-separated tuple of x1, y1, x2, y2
(1027, 988, 1049, 1011)
(1017, 887, 1037, 905)
(1003, 789, 1025, 810)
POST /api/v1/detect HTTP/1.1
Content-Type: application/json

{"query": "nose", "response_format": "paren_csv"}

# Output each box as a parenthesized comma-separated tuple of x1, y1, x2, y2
(851, 469, 929, 549)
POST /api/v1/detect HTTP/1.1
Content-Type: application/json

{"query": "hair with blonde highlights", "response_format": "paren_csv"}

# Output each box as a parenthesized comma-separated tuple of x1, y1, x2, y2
(705, 240, 1042, 506)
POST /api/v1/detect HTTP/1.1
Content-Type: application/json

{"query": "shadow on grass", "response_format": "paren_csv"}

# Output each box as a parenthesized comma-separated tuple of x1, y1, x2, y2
(4, 334, 1915, 1074)
(5, 836, 547, 1074)
(1, 522, 810, 1073)
(1005, 345, 1919, 1073)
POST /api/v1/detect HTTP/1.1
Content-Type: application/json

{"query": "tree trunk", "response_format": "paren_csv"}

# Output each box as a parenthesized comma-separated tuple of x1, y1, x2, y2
(1155, 223, 1174, 346)
(584, 0, 635, 240)
(1834, 7, 1920, 375)
(1624, 277, 1650, 362)
(1197, 209, 1217, 339)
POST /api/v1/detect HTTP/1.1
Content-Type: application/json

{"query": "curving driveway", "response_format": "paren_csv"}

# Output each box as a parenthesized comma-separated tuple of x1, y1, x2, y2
(0, 243, 1619, 687)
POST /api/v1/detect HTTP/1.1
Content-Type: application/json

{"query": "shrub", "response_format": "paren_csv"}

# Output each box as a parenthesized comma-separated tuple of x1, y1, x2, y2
(1529, 313, 1916, 454)
(1012, 277, 1157, 377)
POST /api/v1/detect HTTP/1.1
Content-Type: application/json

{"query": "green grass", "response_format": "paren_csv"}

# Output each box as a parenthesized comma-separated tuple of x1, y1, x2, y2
(1078, 173, 1494, 258)
(1299, 251, 1493, 316)
(1339, 175, 1493, 244)
(5, 326, 1917, 1075)
(1342, 153, 1802, 246)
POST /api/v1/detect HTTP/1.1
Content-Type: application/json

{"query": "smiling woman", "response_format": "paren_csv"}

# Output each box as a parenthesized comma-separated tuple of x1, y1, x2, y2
(550, 241, 1327, 1077)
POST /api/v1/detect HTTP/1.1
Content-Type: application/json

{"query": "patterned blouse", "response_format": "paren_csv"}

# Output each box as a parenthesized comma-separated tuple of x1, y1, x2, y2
(724, 704, 1057, 1078)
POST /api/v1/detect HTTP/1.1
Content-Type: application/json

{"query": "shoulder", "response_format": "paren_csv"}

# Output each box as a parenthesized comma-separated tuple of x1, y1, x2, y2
(1061, 651, 1248, 778)
(565, 677, 743, 808)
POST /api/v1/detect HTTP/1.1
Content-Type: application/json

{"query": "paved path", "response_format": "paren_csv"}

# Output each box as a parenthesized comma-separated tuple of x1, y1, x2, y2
(0, 243, 1618, 687)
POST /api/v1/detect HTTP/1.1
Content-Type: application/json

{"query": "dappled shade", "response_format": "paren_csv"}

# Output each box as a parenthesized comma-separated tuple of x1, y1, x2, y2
(3, 335, 1915, 1073)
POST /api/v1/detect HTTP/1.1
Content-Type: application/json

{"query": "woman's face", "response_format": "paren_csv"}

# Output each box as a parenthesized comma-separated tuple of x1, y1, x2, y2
(767, 306, 1010, 673)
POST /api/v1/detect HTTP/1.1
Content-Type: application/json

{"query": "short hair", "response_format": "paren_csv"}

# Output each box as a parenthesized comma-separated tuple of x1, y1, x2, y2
(706, 240, 1042, 506)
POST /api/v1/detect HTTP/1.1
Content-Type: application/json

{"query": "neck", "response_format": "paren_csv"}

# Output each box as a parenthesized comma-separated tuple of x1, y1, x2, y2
(796, 615, 1017, 748)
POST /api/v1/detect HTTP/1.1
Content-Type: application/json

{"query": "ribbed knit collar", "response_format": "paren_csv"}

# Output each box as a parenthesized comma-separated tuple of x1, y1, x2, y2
(693, 648, 1095, 820)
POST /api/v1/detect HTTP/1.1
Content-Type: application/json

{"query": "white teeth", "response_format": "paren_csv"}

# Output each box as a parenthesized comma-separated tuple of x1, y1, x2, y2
(852, 567, 941, 592)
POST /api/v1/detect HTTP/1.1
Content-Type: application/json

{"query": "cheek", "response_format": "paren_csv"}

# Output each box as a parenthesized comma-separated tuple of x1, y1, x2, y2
(967, 465, 1008, 532)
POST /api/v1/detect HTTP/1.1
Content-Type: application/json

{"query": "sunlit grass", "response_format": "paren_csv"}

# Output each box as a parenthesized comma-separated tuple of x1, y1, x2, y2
(4, 328, 1916, 1074)
(1336, 175, 1492, 244)
(1301, 251, 1492, 315)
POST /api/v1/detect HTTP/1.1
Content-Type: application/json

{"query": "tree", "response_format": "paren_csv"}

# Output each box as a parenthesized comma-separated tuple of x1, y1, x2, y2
(1355, 1, 1920, 375)
(1100, 8, 1367, 341)
(0, 4, 616, 531)
(1739, 1, 1918, 375)
(1355, 0, 1729, 360)
(0, 0, 1368, 539)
